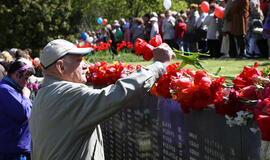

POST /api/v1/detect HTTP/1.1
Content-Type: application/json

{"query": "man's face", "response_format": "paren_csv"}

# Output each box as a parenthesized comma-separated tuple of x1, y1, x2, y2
(62, 54, 88, 84)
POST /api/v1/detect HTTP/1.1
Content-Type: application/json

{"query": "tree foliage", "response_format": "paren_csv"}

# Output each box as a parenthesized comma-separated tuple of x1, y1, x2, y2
(0, 0, 85, 56)
(0, 0, 192, 55)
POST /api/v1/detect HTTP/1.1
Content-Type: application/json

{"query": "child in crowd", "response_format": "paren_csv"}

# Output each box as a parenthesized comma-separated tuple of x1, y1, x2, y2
(174, 17, 187, 52)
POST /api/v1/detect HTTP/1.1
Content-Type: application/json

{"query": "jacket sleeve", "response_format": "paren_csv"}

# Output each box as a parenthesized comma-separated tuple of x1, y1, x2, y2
(0, 88, 32, 122)
(72, 62, 165, 133)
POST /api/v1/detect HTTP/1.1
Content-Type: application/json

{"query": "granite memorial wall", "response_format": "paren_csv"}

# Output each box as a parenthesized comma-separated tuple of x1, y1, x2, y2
(101, 94, 261, 160)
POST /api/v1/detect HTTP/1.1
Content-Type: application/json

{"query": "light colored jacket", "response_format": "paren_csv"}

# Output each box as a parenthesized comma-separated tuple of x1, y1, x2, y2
(162, 16, 175, 40)
(203, 13, 219, 40)
(150, 22, 159, 39)
(29, 62, 165, 160)
(186, 11, 200, 33)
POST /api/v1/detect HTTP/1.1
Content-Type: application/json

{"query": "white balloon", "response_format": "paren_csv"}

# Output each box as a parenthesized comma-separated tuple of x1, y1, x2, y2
(163, 0, 172, 9)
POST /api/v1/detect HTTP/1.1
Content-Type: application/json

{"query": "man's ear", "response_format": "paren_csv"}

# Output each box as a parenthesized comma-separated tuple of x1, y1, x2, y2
(55, 60, 64, 75)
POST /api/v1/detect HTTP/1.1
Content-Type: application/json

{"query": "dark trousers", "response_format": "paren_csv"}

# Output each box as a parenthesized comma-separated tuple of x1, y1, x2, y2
(164, 39, 178, 50)
(189, 42, 198, 52)
(229, 34, 246, 58)
(198, 40, 208, 53)
(207, 39, 221, 58)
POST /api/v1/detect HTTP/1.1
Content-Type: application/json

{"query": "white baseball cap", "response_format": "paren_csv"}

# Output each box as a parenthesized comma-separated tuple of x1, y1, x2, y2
(40, 39, 92, 69)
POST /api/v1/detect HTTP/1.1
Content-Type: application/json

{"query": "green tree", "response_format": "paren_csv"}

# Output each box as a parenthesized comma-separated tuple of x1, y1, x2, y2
(0, 0, 85, 57)
(0, 0, 193, 56)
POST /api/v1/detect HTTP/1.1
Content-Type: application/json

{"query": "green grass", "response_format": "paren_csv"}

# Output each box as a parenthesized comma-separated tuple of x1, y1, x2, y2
(84, 51, 270, 76)
(185, 58, 270, 76)
(84, 50, 144, 63)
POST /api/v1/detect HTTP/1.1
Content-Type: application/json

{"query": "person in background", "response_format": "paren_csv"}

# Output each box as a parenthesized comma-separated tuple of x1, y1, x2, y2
(162, 10, 176, 49)
(186, 4, 200, 52)
(119, 18, 126, 33)
(203, 3, 221, 57)
(143, 13, 152, 42)
(230, 0, 249, 58)
(245, 0, 264, 58)
(220, 0, 233, 58)
(24, 48, 33, 58)
(9, 48, 17, 58)
(150, 12, 158, 18)
(29, 39, 175, 160)
(159, 13, 165, 38)
(100, 27, 109, 43)
(174, 17, 187, 52)
(263, 1, 270, 59)
(113, 22, 123, 44)
(0, 58, 35, 160)
(106, 25, 117, 55)
(0, 51, 13, 63)
(131, 18, 145, 47)
(123, 18, 131, 42)
(150, 16, 159, 39)
(196, 6, 208, 53)
(15, 49, 27, 59)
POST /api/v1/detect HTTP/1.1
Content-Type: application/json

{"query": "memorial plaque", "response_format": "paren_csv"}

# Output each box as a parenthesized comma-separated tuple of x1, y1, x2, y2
(241, 121, 261, 160)
(159, 97, 184, 160)
(184, 109, 242, 160)
(101, 94, 261, 160)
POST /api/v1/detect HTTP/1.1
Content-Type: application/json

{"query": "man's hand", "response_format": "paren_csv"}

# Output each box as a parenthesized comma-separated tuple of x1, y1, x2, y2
(153, 43, 176, 66)
(22, 87, 31, 98)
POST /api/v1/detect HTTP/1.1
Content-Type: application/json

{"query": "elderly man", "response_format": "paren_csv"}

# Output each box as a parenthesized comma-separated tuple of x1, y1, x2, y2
(29, 39, 175, 160)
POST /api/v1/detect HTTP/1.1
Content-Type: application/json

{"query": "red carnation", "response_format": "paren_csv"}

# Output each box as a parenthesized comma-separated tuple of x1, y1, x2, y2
(134, 38, 147, 55)
(142, 44, 154, 61)
(233, 62, 263, 89)
(149, 34, 163, 47)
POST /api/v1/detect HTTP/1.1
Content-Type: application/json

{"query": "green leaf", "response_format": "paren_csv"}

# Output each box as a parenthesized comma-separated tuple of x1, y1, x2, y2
(214, 67, 222, 75)
(174, 49, 208, 71)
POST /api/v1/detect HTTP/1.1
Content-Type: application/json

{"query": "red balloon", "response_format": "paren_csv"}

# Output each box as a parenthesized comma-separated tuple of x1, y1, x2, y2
(102, 18, 107, 25)
(214, 6, 225, 19)
(200, 1, 209, 13)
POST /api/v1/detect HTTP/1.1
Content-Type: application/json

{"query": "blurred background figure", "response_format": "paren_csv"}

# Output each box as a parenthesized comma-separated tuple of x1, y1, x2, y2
(150, 16, 159, 39)
(245, 0, 264, 58)
(230, 0, 249, 58)
(131, 18, 145, 48)
(203, 3, 220, 57)
(174, 17, 187, 52)
(185, 4, 200, 52)
(162, 10, 177, 49)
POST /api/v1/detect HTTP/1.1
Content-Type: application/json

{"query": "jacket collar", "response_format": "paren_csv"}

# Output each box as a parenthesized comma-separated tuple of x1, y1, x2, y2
(40, 76, 62, 88)
(2, 76, 22, 92)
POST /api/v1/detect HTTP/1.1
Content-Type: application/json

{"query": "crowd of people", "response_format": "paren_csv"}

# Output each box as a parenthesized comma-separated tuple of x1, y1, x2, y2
(83, 0, 270, 59)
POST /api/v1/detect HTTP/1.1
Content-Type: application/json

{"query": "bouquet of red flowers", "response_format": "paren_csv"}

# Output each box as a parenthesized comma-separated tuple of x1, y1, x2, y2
(117, 41, 133, 52)
(150, 63, 226, 114)
(134, 34, 162, 61)
(86, 61, 142, 86)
